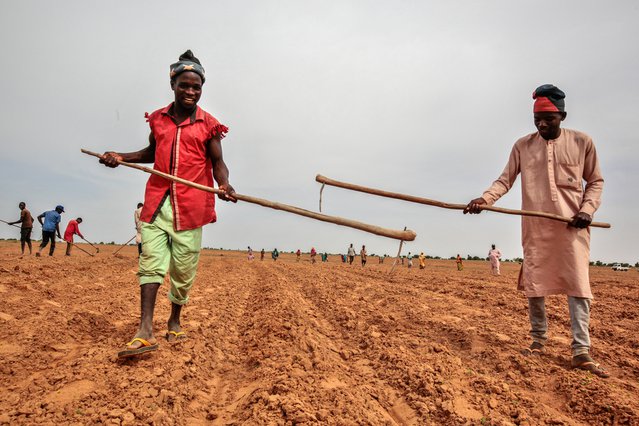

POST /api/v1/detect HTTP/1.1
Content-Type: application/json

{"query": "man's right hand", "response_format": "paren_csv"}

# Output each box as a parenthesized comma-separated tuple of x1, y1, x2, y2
(464, 197, 487, 214)
(100, 152, 123, 168)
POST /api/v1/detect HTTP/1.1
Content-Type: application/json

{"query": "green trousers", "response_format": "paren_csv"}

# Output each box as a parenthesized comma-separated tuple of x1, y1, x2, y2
(138, 197, 202, 305)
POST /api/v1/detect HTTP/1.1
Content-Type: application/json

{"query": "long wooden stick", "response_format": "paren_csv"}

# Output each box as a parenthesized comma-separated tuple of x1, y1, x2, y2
(66, 240, 95, 257)
(0, 219, 21, 229)
(113, 235, 137, 256)
(316, 174, 611, 229)
(79, 236, 100, 253)
(81, 149, 416, 241)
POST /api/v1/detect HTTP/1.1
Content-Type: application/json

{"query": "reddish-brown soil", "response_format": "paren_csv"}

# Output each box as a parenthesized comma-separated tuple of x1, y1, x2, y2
(0, 241, 637, 425)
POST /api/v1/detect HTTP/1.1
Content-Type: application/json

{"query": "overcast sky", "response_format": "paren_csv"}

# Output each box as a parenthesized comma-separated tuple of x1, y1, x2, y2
(1, 1, 637, 263)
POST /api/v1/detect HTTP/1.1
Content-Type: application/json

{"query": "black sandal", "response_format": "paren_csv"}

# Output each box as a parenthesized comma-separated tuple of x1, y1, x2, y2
(572, 354, 610, 378)
(521, 341, 544, 357)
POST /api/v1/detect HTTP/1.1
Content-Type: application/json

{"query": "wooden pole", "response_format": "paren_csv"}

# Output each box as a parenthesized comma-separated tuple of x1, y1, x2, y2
(79, 236, 100, 253)
(316, 174, 611, 229)
(81, 149, 416, 241)
(389, 226, 407, 275)
(0, 219, 21, 229)
(67, 240, 95, 257)
(319, 183, 325, 212)
(113, 235, 137, 256)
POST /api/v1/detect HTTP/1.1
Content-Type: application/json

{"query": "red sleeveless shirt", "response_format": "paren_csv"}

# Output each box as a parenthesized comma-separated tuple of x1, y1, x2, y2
(140, 103, 228, 231)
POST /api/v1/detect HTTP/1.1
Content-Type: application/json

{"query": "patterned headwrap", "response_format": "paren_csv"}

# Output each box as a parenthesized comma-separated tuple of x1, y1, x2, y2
(170, 50, 205, 83)
(532, 84, 565, 113)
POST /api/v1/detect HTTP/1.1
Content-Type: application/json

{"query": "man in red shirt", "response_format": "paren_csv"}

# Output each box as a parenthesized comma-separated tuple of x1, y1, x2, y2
(100, 50, 236, 358)
(63, 217, 84, 256)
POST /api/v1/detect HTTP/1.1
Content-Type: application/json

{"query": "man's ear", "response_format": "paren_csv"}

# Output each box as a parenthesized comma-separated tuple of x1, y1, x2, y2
(560, 111, 567, 121)
(170, 79, 176, 91)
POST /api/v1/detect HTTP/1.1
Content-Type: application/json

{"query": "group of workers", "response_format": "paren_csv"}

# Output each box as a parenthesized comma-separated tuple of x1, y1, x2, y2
(5, 202, 86, 257)
(247, 243, 502, 275)
(90, 51, 609, 377)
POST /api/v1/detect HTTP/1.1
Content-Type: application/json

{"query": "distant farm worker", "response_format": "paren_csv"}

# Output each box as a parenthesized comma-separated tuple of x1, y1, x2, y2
(419, 252, 426, 269)
(100, 50, 236, 359)
(360, 245, 367, 266)
(310, 247, 317, 264)
(456, 254, 463, 271)
(63, 218, 84, 256)
(36, 205, 64, 257)
(347, 243, 356, 265)
(296, 249, 301, 262)
(272, 248, 279, 261)
(247, 246, 254, 260)
(488, 244, 502, 275)
(8, 202, 34, 255)
(134, 202, 144, 255)
(322, 252, 328, 262)
(407, 252, 413, 268)
(260, 248, 265, 261)
(464, 84, 607, 377)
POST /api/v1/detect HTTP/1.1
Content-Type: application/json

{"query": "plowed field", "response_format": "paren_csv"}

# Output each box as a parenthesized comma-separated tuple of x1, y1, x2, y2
(0, 242, 637, 425)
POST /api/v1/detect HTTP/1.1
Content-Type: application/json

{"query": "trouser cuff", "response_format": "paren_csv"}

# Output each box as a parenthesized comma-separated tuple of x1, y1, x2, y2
(168, 291, 188, 306)
(572, 347, 589, 357)
(139, 275, 164, 286)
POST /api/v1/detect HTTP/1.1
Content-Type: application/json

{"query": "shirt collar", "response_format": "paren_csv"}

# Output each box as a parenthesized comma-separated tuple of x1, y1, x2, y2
(161, 102, 203, 125)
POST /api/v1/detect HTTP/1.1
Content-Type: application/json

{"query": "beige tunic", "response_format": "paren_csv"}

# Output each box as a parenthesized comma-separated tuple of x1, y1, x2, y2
(481, 129, 603, 298)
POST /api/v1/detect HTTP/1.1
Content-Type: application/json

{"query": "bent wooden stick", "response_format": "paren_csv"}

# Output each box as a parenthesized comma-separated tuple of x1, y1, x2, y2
(81, 150, 416, 241)
(316, 174, 611, 229)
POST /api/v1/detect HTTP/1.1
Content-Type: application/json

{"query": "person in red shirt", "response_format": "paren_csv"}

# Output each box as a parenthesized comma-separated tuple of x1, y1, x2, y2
(100, 50, 236, 359)
(63, 218, 84, 256)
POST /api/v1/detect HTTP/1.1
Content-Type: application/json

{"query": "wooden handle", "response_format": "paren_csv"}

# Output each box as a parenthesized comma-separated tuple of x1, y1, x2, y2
(113, 235, 137, 256)
(67, 240, 95, 257)
(80, 236, 98, 248)
(81, 149, 416, 241)
(316, 174, 611, 229)
(0, 219, 21, 229)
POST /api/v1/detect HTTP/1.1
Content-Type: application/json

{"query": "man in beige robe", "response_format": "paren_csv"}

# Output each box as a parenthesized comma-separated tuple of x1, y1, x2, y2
(488, 244, 502, 275)
(464, 84, 608, 377)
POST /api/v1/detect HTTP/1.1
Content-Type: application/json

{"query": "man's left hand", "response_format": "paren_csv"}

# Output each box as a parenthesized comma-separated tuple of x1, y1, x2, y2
(569, 212, 592, 228)
(218, 183, 237, 203)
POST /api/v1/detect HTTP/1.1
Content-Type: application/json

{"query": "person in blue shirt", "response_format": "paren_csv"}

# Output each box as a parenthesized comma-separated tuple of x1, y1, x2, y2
(36, 205, 64, 257)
